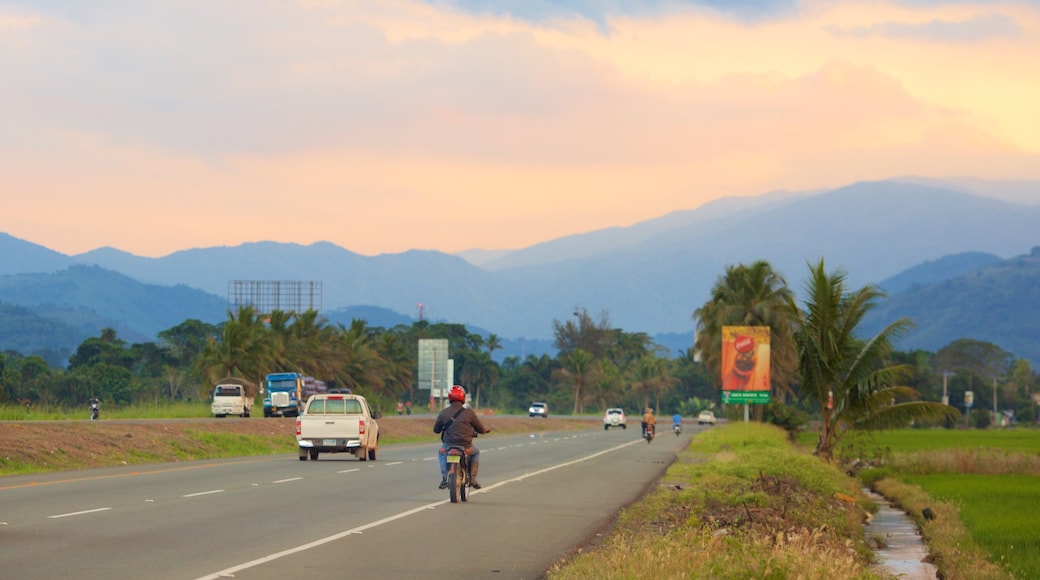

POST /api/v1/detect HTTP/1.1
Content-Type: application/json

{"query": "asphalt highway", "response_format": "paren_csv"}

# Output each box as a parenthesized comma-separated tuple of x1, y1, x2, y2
(0, 426, 695, 579)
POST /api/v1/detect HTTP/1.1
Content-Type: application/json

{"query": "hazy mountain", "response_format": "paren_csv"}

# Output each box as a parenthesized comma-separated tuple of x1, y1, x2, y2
(861, 248, 1040, 365)
(0, 233, 72, 275)
(0, 302, 85, 367)
(479, 188, 816, 271)
(0, 265, 228, 343)
(878, 252, 1003, 295)
(2, 178, 1039, 364)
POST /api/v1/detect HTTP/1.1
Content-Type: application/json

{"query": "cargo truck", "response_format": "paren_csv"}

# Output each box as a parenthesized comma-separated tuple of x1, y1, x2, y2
(262, 372, 326, 417)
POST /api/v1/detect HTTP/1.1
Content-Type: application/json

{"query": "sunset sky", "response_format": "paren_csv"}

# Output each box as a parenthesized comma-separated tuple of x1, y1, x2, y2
(2, 0, 1039, 258)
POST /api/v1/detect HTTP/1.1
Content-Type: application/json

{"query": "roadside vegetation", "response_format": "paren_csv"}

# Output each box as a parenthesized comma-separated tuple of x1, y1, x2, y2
(549, 422, 880, 579)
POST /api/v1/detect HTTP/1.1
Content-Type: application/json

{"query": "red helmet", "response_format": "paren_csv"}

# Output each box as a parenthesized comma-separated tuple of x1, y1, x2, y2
(448, 385, 466, 403)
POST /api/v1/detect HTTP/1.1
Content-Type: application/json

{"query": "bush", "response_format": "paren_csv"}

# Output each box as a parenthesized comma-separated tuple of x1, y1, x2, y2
(971, 409, 992, 429)
(762, 402, 809, 440)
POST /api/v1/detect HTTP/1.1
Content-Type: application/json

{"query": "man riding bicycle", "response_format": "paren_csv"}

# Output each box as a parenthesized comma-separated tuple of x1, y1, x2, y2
(434, 385, 491, 489)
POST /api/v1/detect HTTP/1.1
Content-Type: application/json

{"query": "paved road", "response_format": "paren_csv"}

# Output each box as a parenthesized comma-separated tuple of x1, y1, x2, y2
(0, 426, 695, 579)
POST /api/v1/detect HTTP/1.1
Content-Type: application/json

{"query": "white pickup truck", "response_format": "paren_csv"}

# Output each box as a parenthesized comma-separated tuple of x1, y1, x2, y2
(296, 393, 381, 461)
(210, 378, 255, 418)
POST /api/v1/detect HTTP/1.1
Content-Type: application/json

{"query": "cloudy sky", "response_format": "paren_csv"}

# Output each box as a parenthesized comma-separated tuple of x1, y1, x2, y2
(2, 0, 1038, 258)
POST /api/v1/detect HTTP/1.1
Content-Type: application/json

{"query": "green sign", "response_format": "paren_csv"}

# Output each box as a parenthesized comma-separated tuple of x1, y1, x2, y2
(723, 390, 770, 404)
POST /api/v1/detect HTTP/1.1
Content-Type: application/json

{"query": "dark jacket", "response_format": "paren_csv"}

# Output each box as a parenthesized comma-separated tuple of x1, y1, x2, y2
(434, 401, 489, 448)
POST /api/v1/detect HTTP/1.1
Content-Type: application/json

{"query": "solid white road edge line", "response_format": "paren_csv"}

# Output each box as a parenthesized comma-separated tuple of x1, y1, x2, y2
(196, 438, 642, 580)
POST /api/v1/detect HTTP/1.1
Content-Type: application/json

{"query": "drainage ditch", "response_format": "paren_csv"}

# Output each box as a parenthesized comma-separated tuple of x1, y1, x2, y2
(864, 489, 938, 579)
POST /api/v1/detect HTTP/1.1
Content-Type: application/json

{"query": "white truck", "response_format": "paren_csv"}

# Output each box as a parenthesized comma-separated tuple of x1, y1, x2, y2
(295, 393, 381, 461)
(210, 377, 256, 418)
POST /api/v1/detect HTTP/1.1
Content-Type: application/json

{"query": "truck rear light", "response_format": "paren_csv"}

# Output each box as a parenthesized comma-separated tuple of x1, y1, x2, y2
(359, 419, 365, 435)
(295, 419, 302, 435)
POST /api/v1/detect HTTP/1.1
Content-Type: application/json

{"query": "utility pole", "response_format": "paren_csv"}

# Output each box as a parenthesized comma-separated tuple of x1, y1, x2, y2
(993, 377, 998, 427)
(942, 371, 952, 406)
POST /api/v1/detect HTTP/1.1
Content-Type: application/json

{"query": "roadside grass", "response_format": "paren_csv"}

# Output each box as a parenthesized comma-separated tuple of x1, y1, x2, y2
(901, 474, 1039, 580)
(549, 422, 879, 579)
(0, 401, 214, 420)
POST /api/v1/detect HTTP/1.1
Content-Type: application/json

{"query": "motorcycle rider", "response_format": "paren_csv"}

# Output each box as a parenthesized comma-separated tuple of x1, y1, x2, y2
(434, 385, 491, 490)
(672, 412, 682, 433)
(89, 396, 101, 420)
(641, 406, 656, 438)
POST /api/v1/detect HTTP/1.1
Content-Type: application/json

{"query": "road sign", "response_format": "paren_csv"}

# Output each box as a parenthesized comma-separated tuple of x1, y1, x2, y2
(723, 390, 770, 404)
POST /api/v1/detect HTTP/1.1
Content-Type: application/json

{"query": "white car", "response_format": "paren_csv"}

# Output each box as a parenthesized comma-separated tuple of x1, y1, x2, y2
(529, 402, 548, 418)
(603, 408, 627, 430)
(697, 410, 717, 425)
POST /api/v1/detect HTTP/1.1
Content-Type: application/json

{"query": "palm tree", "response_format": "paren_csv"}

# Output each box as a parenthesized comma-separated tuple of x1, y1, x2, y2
(626, 354, 673, 411)
(693, 260, 798, 403)
(486, 334, 502, 359)
(793, 260, 959, 461)
(195, 306, 272, 387)
(460, 350, 497, 408)
(331, 320, 387, 396)
(554, 348, 597, 414)
(375, 331, 415, 403)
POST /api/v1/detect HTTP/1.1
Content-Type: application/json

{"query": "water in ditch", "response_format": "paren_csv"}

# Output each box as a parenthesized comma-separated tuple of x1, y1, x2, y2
(864, 489, 939, 579)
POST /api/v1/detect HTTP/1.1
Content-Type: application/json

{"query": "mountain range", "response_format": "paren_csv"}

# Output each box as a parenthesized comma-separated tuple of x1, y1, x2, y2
(1, 177, 1038, 367)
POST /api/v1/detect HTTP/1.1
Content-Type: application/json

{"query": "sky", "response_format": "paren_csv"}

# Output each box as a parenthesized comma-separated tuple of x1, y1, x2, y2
(2, 0, 1039, 258)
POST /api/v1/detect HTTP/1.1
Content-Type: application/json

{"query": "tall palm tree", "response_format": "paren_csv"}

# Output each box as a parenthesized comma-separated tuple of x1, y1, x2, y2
(460, 350, 497, 408)
(554, 348, 597, 414)
(486, 334, 502, 359)
(793, 260, 959, 461)
(375, 331, 415, 403)
(693, 260, 798, 403)
(626, 354, 673, 411)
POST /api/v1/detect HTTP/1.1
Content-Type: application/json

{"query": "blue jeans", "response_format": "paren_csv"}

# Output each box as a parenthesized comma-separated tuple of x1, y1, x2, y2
(439, 444, 480, 477)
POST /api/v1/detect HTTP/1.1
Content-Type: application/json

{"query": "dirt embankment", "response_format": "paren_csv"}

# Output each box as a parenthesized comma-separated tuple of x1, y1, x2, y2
(0, 415, 596, 475)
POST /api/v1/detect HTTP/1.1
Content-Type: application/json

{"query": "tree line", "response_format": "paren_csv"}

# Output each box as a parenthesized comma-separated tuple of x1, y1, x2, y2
(2, 259, 1036, 460)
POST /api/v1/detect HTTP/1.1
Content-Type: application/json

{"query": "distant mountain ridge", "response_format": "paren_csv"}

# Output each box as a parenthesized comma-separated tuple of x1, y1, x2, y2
(863, 248, 1040, 365)
(1, 178, 1038, 365)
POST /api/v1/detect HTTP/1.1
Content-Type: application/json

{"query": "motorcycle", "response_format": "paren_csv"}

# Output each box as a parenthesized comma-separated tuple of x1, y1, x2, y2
(673, 422, 682, 436)
(444, 446, 472, 503)
(644, 423, 654, 443)
(89, 399, 100, 421)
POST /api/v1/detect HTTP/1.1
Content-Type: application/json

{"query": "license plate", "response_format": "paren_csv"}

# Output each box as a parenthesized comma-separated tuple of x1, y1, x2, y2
(446, 455, 461, 463)
(323, 439, 337, 446)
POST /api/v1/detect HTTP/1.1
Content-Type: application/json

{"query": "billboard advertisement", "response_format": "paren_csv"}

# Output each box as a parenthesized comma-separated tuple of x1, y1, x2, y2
(721, 326, 771, 402)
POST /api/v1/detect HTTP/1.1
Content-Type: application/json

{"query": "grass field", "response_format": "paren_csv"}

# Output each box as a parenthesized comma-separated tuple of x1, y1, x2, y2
(798, 427, 1040, 455)
(827, 428, 1040, 580)
(903, 474, 1039, 580)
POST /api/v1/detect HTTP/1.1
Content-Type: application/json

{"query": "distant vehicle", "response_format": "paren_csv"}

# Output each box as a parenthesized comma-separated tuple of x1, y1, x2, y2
(528, 402, 548, 418)
(603, 408, 627, 430)
(698, 410, 717, 425)
(210, 377, 256, 418)
(263, 372, 326, 417)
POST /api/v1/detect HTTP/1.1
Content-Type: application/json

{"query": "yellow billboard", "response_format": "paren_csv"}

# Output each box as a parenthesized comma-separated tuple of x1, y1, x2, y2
(721, 326, 771, 393)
